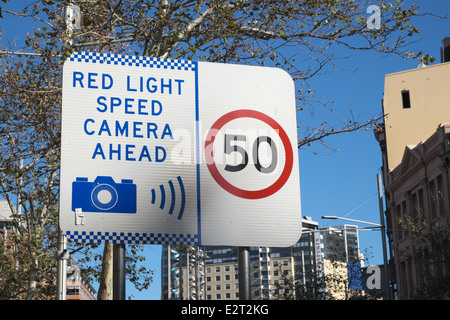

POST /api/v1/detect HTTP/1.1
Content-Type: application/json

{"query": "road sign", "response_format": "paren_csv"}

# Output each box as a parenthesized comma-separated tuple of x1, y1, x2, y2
(60, 52, 301, 247)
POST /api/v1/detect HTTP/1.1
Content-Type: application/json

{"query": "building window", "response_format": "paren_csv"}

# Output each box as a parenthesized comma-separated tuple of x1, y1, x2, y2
(429, 180, 438, 220)
(429, 175, 445, 219)
(402, 201, 408, 237)
(67, 288, 80, 295)
(418, 189, 425, 220)
(410, 189, 424, 223)
(401, 90, 411, 109)
(437, 175, 445, 215)
(396, 204, 403, 240)
(411, 193, 418, 221)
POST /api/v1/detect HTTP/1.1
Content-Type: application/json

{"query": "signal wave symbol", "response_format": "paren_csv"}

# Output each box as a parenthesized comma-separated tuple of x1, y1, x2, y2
(151, 176, 186, 220)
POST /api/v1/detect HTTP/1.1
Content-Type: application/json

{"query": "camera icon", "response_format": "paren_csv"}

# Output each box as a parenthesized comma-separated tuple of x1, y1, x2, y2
(72, 176, 137, 213)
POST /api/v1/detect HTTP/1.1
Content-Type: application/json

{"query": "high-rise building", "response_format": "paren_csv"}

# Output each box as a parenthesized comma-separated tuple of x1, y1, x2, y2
(318, 224, 364, 299)
(161, 217, 364, 300)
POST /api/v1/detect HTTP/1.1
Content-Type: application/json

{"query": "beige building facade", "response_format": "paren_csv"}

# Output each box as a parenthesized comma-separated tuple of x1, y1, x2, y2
(376, 53, 450, 299)
(382, 61, 450, 171)
(173, 249, 298, 300)
(194, 255, 296, 300)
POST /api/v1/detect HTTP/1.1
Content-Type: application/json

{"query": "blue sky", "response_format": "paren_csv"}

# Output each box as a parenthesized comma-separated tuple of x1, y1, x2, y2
(1, 1, 449, 300)
(299, 0, 449, 295)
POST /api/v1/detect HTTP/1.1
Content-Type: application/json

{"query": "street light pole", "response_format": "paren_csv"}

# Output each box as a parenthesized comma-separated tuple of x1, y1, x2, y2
(321, 216, 383, 227)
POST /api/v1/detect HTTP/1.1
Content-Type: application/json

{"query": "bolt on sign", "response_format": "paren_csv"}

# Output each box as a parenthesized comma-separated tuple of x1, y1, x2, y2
(60, 52, 301, 247)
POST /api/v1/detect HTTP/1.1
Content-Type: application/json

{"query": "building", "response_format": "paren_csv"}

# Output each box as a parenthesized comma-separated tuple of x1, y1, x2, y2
(317, 224, 364, 299)
(382, 62, 450, 171)
(0, 200, 15, 251)
(320, 225, 361, 263)
(0, 200, 26, 250)
(66, 265, 97, 300)
(384, 124, 450, 299)
(1, 200, 96, 300)
(161, 217, 366, 300)
(161, 217, 319, 300)
(374, 39, 450, 299)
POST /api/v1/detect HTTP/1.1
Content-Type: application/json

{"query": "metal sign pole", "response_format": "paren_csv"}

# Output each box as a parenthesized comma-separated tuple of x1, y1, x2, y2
(113, 244, 126, 300)
(56, 2, 78, 301)
(238, 247, 251, 300)
(56, 230, 68, 300)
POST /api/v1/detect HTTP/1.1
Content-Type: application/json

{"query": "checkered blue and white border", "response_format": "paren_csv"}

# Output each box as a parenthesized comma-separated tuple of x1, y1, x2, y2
(69, 51, 197, 71)
(65, 231, 199, 245)
(65, 52, 199, 245)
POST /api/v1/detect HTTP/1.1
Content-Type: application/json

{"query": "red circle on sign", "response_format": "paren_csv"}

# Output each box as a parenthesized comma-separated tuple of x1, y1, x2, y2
(204, 109, 294, 199)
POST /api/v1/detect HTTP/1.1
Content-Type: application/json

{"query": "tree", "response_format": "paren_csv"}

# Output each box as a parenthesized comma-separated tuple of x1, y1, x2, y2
(397, 217, 450, 299)
(0, 0, 435, 299)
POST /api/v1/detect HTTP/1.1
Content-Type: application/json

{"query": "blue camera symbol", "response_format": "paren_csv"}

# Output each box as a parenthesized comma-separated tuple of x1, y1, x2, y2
(72, 176, 137, 213)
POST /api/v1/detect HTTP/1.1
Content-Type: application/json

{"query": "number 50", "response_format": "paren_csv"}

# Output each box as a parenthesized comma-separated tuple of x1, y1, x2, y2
(224, 134, 277, 174)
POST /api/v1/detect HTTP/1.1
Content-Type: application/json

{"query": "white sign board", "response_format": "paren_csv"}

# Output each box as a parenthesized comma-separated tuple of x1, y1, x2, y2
(60, 52, 301, 247)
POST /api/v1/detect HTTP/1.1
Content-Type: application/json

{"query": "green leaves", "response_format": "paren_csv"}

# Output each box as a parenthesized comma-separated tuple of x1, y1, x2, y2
(0, 0, 438, 299)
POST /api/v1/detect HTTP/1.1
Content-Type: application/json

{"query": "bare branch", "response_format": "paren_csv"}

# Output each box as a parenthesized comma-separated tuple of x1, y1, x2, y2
(1, 8, 55, 29)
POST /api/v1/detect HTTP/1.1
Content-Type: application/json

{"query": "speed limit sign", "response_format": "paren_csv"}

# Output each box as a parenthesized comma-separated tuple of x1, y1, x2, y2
(198, 62, 301, 247)
(205, 109, 294, 199)
(60, 52, 300, 247)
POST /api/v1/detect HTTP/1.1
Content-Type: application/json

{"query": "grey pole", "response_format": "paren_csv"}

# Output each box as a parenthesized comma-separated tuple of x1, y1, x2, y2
(113, 244, 126, 300)
(56, 2, 73, 302)
(56, 230, 68, 300)
(238, 247, 251, 300)
(377, 173, 391, 300)
(167, 245, 171, 300)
